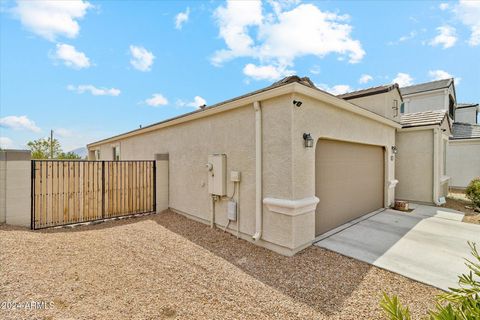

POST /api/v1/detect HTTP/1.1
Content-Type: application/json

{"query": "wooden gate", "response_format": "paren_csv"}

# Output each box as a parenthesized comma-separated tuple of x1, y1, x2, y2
(31, 160, 156, 229)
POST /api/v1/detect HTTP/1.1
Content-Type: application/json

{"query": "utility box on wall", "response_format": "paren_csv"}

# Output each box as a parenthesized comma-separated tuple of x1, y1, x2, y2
(207, 154, 226, 196)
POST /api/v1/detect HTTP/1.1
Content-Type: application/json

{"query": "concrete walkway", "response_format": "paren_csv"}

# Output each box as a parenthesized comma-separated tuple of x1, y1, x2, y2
(314, 204, 480, 291)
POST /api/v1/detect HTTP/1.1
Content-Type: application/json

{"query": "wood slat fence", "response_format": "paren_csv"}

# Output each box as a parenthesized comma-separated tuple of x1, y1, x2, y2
(31, 160, 156, 229)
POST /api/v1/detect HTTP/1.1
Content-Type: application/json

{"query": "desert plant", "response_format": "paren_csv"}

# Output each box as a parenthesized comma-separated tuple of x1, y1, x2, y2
(465, 178, 480, 211)
(381, 242, 480, 320)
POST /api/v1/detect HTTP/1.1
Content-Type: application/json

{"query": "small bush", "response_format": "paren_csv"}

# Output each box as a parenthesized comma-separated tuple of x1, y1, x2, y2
(466, 178, 480, 211)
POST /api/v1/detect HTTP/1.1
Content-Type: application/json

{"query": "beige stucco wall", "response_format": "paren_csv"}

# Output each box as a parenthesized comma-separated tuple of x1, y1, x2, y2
(447, 139, 480, 188)
(396, 129, 434, 203)
(455, 107, 478, 124)
(396, 121, 451, 204)
(346, 90, 402, 122)
(403, 89, 450, 114)
(0, 150, 32, 227)
(291, 93, 397, 206)
(93, 102, 258, 233)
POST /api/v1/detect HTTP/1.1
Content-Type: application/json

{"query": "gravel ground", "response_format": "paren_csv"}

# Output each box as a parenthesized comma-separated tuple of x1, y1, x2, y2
(1, 211, 441, 320)
(446, 193, 480, 224)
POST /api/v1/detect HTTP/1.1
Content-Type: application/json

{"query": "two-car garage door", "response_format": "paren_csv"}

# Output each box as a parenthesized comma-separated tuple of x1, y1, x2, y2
(315, 139, 385, 236)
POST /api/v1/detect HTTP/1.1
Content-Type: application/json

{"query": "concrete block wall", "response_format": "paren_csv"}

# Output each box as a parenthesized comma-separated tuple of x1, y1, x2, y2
(0, 150, 32, 227)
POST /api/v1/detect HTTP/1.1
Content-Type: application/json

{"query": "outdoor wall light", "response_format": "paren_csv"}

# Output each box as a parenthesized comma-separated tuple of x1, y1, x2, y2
(303, 133, 314, 148)
(293, 100, 303, 107)
(391, 145, 398, 154)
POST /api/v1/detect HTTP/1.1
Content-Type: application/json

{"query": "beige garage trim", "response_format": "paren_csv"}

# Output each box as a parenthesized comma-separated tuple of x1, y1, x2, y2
(315, 139, 385, 236)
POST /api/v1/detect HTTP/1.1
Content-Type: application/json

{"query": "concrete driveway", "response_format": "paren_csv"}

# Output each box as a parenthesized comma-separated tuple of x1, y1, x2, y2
(314, 204, 480, 291)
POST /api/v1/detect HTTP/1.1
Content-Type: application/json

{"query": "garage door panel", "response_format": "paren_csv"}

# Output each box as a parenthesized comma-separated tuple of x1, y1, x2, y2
(315, 140, 384, 236)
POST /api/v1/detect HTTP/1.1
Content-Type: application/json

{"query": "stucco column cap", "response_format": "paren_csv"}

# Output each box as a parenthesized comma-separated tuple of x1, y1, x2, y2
(263, 196, 320, 216)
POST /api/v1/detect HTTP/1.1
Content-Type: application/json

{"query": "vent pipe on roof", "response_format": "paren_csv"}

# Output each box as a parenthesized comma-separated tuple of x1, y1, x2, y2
(253, 101, 263, 241)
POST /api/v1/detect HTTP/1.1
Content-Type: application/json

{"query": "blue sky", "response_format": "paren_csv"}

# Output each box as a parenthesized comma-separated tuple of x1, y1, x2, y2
(1, 0, 479, 151)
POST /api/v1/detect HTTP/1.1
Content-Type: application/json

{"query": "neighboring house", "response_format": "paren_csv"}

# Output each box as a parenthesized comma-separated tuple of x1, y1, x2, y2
(339, 85, 451, 205)
(396, 110, 451, 204)
(400, 78, 456, 120)
(447, 122, 480, 188)
(400, 79, 479, 189)
(88, 76, 400, 256)
(337, 84, 402, 122)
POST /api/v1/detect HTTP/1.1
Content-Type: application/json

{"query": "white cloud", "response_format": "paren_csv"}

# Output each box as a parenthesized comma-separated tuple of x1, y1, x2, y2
(67, 84, 120, 96)
(0, 115, 41, 132)
(12, 0, 92, 41)
(388, 31, 417, 45)
(176, 96, 208, 108)
(439, 3, 449, 11)
(212, 1, 365, 80)
(453, 0, 480, 46)
(54, 43, 91, 69)
(145, 93, 168, 107)
(129, 45, 155, 72)
(359, 74, 373, 84)
(243, 63, 294, 81)
(54, 128, 73, 138)
(309, 65, 321, 75)
(429, 25, 457, 49)
(428, 69, 461, 85)
(175, 7, 190, 29)
(317, 83, 352, 95)
(0, 137, 14, 149)
(393, 73, 414, 87)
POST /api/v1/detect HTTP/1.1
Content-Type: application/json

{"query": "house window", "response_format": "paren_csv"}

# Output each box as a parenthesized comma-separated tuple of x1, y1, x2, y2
(393, 100, 399, 117)
(95, 150, 101, 160)
(112, 146, 120, 161)
(449, 96, 455, 120)
(400, 102, 405, 114)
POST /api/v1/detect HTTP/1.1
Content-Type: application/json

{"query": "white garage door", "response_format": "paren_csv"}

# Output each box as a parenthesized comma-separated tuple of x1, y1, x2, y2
(315, 139, 384, 236)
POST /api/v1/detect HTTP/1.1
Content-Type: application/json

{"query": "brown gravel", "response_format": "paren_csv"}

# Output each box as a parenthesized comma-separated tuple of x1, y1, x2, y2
(1, 211, 441, 320)
(445, 193, 480, 224)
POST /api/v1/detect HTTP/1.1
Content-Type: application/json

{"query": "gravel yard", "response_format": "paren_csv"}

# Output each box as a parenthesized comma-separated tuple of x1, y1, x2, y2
(1, 210, 441, 319)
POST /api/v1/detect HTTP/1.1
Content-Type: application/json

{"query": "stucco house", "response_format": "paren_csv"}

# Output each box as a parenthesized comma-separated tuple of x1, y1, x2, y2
(401, 78, 456, 119)
(400, 79, 479, 190)
(396, 110, 451, 204)
(88, 76, 400, 256)
(447, 103, 480, 188)
(338, 84, 452, 205)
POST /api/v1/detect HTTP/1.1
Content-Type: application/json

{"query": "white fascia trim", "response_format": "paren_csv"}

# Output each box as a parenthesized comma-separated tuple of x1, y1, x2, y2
(263, 196, 320, 217)
(293, 84, 402, 129)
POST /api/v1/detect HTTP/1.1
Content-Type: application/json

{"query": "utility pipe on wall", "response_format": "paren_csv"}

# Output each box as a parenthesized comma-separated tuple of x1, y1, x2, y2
(253, 101, 262, 241)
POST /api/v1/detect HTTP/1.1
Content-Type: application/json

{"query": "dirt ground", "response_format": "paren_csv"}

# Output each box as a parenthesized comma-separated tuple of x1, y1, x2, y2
(1, 211, 442, 320)
(445, 192, 480, 224)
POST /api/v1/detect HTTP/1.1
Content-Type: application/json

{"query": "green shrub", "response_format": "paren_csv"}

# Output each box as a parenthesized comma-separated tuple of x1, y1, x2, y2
(381, 242, 480, 320)
(466, 178, 480, 211)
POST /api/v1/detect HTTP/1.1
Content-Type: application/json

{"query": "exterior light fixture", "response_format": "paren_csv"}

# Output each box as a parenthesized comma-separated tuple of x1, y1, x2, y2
(303, 133, 313, 148)
(293, 100, 303, 107)
(391, 145, 398, 154)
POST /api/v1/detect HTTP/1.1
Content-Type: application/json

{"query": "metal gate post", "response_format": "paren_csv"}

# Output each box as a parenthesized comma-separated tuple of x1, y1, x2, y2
(153, 161, 156, 213)
(102, 161, 105, 219)
(30, 160, 35, 230)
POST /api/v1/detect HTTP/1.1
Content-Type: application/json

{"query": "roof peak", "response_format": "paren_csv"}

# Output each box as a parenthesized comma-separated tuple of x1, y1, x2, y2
(401, 78, 453, 89)
(271, 75, 317, 88)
